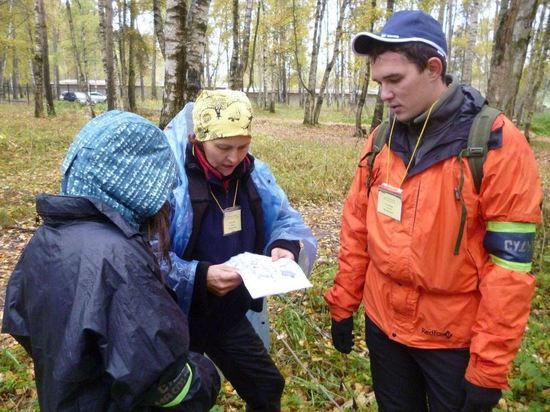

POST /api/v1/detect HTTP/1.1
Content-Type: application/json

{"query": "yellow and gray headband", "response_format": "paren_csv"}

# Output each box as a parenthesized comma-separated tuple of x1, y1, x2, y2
(192, 89, 253, 142)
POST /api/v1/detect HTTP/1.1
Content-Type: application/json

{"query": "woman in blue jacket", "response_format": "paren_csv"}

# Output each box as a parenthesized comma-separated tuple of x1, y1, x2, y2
(2, 111, 220, 411)
(163, 90, 317, 411)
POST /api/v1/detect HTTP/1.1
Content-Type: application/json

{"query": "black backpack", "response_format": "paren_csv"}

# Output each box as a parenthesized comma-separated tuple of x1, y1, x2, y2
(365, 105, 502, 255)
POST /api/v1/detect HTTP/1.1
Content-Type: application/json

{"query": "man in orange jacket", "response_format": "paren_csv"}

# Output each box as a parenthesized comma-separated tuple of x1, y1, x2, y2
(324, 10, 542, 411)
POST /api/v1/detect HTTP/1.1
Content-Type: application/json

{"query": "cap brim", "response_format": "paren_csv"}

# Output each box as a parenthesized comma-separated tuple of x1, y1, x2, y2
(351, 32, 380, 55)
(351, 32, 447, 60)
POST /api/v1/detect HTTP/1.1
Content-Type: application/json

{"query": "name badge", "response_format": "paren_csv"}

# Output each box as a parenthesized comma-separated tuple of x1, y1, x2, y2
(223, 206, 242, 235)
(377, 183, 403, 221)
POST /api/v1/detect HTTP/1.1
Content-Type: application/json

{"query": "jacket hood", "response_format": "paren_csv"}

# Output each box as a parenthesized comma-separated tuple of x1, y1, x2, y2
(36, 193, 140, 238)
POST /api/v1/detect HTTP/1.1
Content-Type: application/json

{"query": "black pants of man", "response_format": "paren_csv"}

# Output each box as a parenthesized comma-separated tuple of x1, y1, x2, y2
(191, 316, 284, 411)
(365, 315, 470, 412)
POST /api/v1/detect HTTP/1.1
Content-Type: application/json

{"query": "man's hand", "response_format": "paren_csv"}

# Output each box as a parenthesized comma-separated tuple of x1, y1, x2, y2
(206, 264, 242, 296)
(270, 247, 295, 261)
(331, 317, 354, 354)
(461, 380, 502, 412)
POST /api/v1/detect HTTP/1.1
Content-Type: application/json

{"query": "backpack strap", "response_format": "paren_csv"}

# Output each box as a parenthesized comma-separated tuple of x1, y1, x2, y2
(462, 105, 502, 193)
(453, 105, 501, 255)
(365, 121, 389, 193)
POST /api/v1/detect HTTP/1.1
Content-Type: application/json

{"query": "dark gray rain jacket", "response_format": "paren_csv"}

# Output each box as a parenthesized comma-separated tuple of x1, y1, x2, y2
(2, 194, 219, 411)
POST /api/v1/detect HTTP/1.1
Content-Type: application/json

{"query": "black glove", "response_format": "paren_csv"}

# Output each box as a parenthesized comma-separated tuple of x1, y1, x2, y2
(331, 317, 354, 354)
(461, 380, 502, 412)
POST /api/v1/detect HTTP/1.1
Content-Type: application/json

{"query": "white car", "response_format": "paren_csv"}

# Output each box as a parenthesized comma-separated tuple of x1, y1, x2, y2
(89, 91, 107, 104)
(71, 91, 107, 104)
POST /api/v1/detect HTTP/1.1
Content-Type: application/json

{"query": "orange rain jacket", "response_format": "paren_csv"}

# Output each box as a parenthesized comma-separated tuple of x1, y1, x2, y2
(325, 86, 542, 389)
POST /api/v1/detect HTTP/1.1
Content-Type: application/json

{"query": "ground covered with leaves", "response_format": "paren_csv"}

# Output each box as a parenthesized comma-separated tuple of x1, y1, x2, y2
(0, 103, 548, 411)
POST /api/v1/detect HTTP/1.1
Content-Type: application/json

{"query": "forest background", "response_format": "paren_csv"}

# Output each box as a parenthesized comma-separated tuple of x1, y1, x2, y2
(0, 0, 549, 410)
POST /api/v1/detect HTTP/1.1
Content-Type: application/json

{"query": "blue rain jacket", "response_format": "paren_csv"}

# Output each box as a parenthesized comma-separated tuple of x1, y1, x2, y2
(163, 103, 317, 346)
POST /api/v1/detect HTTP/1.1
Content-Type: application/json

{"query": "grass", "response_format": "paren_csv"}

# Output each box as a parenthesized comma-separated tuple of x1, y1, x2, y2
(251, 133, 359, 205)
(531, 111, 550, 137)
(0, 102, 549, 411)
(254, 101, 373, 125)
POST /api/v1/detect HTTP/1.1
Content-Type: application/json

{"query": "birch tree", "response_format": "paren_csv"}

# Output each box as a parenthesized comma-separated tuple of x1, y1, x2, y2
(39, 0, 54, 115)
(462, 0, 479, 84)
(159, 0, 211, 128)
(370, 0, 394, 133)
(66, 0, 86, 92)
(98, 0, 117, 109)
(159, 0, 187, 128)
(153, 0, 165, 58)
(303, 0, 327, 125)
(228, 0, 253, 90)
(312, 0, 350, 124)
(488, 0, 540, 117)
(521, 5, 549, 138)
(127, 0, 137, 112)
(246, 0, 261, 92)
(184, 0, 211, 101)
(32, 0, 44, 117)
(355, 0, 379, 137)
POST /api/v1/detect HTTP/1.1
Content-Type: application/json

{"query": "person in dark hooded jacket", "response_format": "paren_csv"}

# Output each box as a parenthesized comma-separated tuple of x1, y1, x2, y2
(2, 110, 220, 411)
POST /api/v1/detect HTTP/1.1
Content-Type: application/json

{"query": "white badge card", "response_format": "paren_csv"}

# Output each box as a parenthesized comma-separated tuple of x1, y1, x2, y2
(377, 183, 403, 221)
(223, 206, 242, 235)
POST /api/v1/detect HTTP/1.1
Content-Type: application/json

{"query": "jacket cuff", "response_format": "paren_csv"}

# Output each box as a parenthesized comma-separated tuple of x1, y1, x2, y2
(191, 262, 212, 313)
(266, 239, 300, 262)
(465, 354, 509, 389)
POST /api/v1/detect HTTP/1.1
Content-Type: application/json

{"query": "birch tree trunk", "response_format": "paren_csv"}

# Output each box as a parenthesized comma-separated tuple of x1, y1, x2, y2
(153, 0, 165, 59)
(159, 0, 188, 129)
(228, 0, 240, 90)
(312, 0, 350, 124)
(438, 0, 446, 24)
(52, 26, 60, 99)
(446, 0, 455, 70)
(33, 0, 45, 117)
(522, 6, 549, 138)
(462, 0, 479, 84)
(12, 50, 18, 100)
(0, 0, 13, 99)
(117, 0, 128, 109)
(229, 0, 253, 90)
(128, 0, 137, 112)
(240, 0, 253, 89)
(39, 0, 55, 115)
(355, 0, 377, 137)
(488, 0, 540, 117)
(370, 0, 394, 132)
(0, 52, 5, 101)
(98, 0, 117, 110)
(303, 0, 327, 125)
(151, 42, 158, 99)
(66, 0, 85, 92)
(185, 0, 211, 101)
(75, 1, 94, 112)
(246, 0, 261, 92)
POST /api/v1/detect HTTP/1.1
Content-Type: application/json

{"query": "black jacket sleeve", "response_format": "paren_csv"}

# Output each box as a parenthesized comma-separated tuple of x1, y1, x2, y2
(266, 239, 301, 262)
(95, 242, 219, 410)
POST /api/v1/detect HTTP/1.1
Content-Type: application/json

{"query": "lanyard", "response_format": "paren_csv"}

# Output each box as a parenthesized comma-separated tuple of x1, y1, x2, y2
(210, 179, 239, 212)
(386, 100, 438, 188)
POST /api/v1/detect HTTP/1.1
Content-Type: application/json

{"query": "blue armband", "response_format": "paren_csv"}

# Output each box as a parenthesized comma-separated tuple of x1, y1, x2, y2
(484, 221, 536, 272)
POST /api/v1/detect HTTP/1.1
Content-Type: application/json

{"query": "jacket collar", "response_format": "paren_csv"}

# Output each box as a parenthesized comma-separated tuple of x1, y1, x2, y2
(388, 76, 488, 178)
(36, 193, 141, 238)
(185, 143, 255, 190)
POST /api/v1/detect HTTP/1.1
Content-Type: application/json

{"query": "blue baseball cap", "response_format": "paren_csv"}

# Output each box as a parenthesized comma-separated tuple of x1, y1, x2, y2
(352, 10, 447, 60)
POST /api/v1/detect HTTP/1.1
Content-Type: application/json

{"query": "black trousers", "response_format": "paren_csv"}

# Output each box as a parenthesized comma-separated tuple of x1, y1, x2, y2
(365, 315, 470, 412)
(190, 317, 284, 411)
